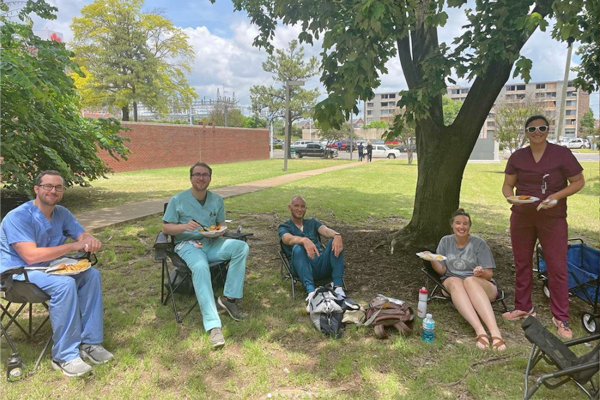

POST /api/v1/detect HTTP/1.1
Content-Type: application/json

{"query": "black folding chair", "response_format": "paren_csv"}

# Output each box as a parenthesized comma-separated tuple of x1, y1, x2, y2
(421, 260, 508, 313)
(278, 243, 346, 299)
(522, 316, 599, 400)
(154, 203, 252, 323)
(1, 266, 52, 375)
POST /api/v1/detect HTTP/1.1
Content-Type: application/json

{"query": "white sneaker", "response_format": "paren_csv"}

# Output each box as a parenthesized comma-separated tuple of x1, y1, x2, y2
(51, 357, 92, 377)
(305, 291, 315, 313)
(80, 344, 114, 364)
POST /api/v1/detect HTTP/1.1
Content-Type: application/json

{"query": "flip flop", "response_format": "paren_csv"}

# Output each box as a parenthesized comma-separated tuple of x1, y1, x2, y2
(475, 334, 490, 350)
(491, 336, 506, 352)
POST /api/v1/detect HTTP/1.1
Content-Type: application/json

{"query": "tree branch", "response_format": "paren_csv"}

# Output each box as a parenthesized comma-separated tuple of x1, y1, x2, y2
(397, 36, 419, 89)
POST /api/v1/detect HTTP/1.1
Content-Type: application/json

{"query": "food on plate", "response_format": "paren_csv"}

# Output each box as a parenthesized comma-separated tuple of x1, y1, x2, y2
(508, 195, 532, 201)
(417, 252, 446, 261)
(52, 259, 91, 274)
(207, 225, 223, 231)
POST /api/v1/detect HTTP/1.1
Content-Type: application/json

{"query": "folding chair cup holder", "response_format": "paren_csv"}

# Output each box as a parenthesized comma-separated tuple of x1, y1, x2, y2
(277, 246, 346, 300)
(522, 316, 599, 400)
(154, 202, 252, 323)
(420, 260, 508, 313)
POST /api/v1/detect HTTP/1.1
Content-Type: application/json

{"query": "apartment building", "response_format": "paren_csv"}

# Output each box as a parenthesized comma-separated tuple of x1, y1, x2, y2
(447, 80, 590, 139)
(364, 80, 590, 139)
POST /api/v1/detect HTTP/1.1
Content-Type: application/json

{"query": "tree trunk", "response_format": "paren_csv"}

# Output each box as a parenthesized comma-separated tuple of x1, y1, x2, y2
(122, 106, 129, 121)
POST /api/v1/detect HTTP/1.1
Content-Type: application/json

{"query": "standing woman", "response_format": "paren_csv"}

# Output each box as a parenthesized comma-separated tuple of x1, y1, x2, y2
(501, 115, 585, 339)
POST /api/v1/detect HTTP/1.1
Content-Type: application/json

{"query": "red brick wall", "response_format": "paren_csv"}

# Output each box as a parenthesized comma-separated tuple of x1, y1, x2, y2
(98, 122, 269, 172)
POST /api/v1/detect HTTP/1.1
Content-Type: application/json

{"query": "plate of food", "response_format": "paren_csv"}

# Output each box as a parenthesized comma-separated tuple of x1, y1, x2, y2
(199, 225, 227, 238)
(46, 258, 92, 275)
(507, 195, 539, 204)
(416, 252, 447, 261)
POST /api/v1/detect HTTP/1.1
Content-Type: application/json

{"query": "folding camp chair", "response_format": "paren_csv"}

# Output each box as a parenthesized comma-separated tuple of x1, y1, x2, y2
(522, 316, 599, 400)
(278, 243, 346, 300)
(154, 203, 252, 323)
(421, 260, 508, 312)
(0, 266, 52, 375)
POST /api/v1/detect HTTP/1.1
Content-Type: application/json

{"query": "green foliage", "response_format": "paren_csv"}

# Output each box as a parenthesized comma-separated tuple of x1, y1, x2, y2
(579, 108, 595, 136)
(0, 1, 130, 193)
(363, 120, 389, 129)
(242, 115, 268, 128)
(319, 122, 354, 141)
(250, 40, 320, 124)
(208, 107, 244, 127)
(70, 0, 197, 121)
(442, 96, 462, 126)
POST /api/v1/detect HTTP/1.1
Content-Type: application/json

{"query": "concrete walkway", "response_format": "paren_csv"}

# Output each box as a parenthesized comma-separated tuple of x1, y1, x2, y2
(75, 161, 372, 231)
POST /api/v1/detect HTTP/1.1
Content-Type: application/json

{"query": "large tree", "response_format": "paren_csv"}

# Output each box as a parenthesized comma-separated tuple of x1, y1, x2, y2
(71, 0, 197, 121)
(250, 40, 320, 129)
(222, 0, 600, 248)
(1, 0, 129, 193)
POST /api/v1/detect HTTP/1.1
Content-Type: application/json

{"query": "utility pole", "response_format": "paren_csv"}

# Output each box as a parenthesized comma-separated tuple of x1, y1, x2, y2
(284, 80, 305, 171)
(556, 38, 574, 142)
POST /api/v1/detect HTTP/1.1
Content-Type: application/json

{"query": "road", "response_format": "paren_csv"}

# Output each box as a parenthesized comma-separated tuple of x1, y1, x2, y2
(271, 149, 598, 162)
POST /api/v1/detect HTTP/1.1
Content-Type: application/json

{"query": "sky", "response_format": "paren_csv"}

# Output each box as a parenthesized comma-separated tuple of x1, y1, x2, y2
(32, 0, 599, 118)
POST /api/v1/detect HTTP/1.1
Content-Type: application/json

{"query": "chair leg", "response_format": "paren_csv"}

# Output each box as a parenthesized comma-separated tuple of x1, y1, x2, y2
(33, 334, 52, 371)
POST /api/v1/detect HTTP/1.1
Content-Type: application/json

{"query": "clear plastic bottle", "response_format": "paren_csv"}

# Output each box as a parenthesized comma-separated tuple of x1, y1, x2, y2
(417, 287, 428, 318)
(421, 313, 435, 343)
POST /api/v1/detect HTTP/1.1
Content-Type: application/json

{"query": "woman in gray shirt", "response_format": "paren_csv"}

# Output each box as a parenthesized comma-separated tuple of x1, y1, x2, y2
(428, 209, 506, 351)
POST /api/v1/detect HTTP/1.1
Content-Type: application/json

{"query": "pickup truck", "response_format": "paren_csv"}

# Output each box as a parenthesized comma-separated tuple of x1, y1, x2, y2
(295, 143, 338, 158)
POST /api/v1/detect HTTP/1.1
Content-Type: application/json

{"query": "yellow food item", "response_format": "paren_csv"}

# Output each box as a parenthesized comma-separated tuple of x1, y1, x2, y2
(208, 225, 221, 231)
(53, 259, 91, 274)
(435, 255, 444, 260)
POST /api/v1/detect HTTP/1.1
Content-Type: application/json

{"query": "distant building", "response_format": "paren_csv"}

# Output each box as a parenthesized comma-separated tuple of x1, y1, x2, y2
(364, 80, 591, 140)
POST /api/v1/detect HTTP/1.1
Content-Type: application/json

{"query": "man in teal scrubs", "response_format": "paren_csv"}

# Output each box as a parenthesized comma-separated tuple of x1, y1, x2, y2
(162, 162, 249, 348)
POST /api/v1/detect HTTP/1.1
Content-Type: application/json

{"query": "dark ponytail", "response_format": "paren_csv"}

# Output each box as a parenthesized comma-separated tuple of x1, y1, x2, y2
(450, 208, 472, 226)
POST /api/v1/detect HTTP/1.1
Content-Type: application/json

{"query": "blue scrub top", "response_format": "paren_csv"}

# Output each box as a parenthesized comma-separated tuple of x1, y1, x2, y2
(0, 201, 85, 270)
(278, 218, 322, 259)
(163, 189, 225, 245)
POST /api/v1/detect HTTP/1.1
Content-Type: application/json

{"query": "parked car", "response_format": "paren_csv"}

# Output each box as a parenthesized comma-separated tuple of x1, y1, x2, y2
(291, 140, 315, 150)
(372, 144, 401, 159)
(326, 139, 355, 151)
(558, 137, 571, 147)
(295, 143, 338, 158)
(567, 138, 589, 149)
(271, 138, 284, 145)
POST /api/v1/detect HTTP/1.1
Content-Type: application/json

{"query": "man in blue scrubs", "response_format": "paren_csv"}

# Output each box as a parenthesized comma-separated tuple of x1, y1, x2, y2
(1, 170, 113, 377)
(162, 162, 249, 348)
(279, 195, 346, 311)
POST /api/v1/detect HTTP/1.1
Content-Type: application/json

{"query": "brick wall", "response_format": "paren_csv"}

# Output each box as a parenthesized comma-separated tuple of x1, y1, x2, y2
(98, 122, 269, 172)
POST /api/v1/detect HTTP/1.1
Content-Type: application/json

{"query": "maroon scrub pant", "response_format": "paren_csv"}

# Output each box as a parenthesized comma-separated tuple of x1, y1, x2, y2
(510, 211, 569, 321)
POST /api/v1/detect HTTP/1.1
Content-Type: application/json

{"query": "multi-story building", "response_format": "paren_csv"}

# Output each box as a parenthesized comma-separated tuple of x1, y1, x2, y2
(364, 80, 590, 139)
(447, 80, 590, 140)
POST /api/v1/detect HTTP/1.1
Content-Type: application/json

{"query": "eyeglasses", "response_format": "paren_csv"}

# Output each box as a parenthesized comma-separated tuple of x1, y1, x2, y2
(525, 126, 549, 133)
(37, 184, 65, 192)
(191, 173, 211, 179)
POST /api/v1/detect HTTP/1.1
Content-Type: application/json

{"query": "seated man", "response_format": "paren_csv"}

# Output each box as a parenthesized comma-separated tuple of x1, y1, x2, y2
(162, 162, 249, 348)
(0, 170, 113, 377)
(279, 195, 345, 309)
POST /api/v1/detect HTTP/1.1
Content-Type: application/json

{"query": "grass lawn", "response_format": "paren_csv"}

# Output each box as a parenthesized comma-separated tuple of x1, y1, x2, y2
(57, 159, 353, 214)
(1, 159, 598, 399)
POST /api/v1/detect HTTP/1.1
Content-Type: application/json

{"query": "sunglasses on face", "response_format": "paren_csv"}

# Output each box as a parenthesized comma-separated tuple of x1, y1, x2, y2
(525, 125, 549, 133)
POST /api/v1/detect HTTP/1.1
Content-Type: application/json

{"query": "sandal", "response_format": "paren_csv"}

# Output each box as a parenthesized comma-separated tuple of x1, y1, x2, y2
(491, 336, 506, 352)
(475, 334, 490, 350)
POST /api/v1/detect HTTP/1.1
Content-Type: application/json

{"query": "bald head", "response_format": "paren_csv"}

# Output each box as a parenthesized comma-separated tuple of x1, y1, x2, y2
(289, 195, 305, 205)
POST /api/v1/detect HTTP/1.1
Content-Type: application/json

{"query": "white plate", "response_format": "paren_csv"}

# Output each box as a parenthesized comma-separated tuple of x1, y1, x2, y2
(46, 258, 91, 275)
(507, 195, 540, 204)
(416, 252, 447, 261)
(199, 226, 227, 238)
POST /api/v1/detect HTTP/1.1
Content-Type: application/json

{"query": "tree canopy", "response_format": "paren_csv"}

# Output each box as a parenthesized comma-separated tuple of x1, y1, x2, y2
(495, 96, 546, 154)
(1, 0, 129, 193)
(579, 108, 595, 137)
(71, 0, 197, 121)
(221, 0, 600, 247)
(250, 40, 320, 125)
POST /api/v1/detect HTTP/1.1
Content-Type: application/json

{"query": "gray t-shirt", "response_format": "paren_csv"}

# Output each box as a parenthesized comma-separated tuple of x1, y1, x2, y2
(436, 234, 496, 280)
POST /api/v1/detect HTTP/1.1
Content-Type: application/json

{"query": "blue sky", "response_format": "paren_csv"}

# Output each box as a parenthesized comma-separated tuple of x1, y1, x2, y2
(34, 0, 599, 118)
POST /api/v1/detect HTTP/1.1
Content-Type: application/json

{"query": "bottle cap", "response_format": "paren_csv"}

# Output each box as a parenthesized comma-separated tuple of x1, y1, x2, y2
(419, 287, 428, 294)
(426, 313, 432, 319)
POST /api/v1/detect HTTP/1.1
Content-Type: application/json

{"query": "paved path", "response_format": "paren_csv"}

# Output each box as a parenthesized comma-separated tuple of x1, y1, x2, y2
(75, 161, 368, 232)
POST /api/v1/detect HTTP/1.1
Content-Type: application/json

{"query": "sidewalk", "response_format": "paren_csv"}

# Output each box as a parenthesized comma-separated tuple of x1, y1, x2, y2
(75, 161, 369, 231)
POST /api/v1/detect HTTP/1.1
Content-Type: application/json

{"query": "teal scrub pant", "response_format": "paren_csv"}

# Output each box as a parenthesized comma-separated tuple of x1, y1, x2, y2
(177, 238, 249, 331)
(291, 238, 344, 293)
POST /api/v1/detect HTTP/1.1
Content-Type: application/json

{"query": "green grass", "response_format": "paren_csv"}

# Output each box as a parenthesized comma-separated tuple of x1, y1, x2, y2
(1, 159, 598, 399)
(57, 159, 353, 214)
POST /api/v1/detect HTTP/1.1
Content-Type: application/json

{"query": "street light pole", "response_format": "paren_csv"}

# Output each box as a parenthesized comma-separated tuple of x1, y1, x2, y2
(284, 80, 305, 171)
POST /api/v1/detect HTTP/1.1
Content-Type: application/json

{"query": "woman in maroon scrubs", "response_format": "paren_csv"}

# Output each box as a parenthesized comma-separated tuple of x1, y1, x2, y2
(501, 115, 585, 339)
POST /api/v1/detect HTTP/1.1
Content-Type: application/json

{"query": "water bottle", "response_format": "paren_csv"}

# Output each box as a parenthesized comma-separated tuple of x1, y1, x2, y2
(417, 287, 428, 318)
(6, 353, 24, 382)
(422, 313, 435, 343)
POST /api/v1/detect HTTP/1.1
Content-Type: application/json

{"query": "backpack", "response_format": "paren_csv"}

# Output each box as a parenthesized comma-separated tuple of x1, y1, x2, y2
(364, 295, 414, 339)
(308, 286, 346, 338)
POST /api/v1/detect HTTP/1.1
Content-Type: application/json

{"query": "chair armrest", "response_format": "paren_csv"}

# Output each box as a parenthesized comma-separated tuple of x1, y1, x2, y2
(1, 266, 25, 279)
(154, 232, 171, 261)
(223, 232, 253, 241)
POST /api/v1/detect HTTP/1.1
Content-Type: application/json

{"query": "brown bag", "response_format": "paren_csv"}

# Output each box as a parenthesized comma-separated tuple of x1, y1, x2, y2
(364, 296, 414, 339)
